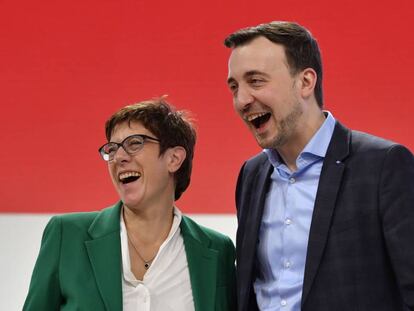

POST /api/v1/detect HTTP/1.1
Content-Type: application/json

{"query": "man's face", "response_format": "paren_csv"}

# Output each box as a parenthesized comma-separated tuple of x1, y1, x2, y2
(227, 36, 304, 149)
(108, 121, 172, 211)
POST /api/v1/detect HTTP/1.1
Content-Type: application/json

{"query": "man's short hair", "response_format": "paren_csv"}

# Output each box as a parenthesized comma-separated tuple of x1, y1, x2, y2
(224, 21, 324, 107)
(105, 98, 196, 200)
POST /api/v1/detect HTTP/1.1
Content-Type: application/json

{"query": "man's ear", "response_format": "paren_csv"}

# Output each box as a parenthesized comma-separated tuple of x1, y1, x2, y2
(166, 146, 186, 173)
(299, 68, 317, 99)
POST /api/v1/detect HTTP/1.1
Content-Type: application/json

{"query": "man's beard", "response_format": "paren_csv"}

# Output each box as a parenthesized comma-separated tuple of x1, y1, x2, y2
(258, 100, 303, 149)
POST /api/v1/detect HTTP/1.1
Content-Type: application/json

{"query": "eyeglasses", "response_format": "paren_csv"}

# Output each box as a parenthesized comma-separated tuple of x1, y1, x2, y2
(98, 134, 160, 162)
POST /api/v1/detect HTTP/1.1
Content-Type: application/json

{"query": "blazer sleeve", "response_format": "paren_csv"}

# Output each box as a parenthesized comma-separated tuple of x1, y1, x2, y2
(380, 144, 414, 309)
(23, 216, 63, 311)
(223, 236, 237, 311)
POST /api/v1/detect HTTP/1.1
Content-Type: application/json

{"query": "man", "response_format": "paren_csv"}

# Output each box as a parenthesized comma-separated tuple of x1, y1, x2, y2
(224, 21, 414, 310)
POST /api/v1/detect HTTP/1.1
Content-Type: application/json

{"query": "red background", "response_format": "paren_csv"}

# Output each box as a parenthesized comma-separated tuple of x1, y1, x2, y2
(1, 0, 413, 214)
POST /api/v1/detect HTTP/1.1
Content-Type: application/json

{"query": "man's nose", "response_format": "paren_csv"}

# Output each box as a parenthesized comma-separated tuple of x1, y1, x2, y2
(234, 85, 254, 112)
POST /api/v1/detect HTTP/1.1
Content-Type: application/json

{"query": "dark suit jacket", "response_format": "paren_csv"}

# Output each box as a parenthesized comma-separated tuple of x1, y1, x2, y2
(23, 202, 236, 311)
(235, 122, 414, 311)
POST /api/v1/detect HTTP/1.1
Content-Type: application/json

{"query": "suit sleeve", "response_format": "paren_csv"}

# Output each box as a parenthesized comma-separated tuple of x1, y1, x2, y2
(235, 162, 247, 221)
(380, 145, 414, 309)
(23, 216, 63, 311)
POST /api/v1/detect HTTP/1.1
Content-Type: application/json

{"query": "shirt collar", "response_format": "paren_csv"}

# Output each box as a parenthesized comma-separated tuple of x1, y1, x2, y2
(264, 111, 336, 168)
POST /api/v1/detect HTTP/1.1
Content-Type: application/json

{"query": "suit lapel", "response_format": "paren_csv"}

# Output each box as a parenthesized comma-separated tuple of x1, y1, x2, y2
(238, 157, 272, 310)
(181, 216, 219, 311)
(85, 202, 123, 311)
(301, 122, 350, 306)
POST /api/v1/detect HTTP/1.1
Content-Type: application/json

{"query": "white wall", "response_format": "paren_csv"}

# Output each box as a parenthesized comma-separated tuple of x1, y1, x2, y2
(0, 214, 237, 311)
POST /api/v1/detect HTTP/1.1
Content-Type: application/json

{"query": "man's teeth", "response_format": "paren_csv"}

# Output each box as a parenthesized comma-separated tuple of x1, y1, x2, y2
(119, 172, 141, 181)
(246, 112, 269, 122)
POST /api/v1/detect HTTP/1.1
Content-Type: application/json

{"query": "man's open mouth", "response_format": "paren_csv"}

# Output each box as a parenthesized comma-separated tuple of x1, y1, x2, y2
(247, 112, 271, 129)
(119, 172, 141, 184)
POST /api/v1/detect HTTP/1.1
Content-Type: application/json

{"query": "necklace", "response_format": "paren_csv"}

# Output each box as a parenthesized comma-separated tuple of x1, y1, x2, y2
(123, 208, 156, 270)
(126, 233, 156, 269)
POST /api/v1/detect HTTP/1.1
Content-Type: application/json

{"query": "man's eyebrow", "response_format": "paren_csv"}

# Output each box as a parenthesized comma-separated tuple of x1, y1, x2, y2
(244, 70, 269, 79)
(227, 77, 236, 85)
(227, 70, 270, 85)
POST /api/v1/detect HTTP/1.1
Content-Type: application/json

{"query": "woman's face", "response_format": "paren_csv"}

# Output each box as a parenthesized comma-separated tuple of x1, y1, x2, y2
(107, 121, 173, 211)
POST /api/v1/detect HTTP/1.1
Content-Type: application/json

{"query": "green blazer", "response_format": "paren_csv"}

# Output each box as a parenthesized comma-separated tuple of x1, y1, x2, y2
(23, 202, 236, 311)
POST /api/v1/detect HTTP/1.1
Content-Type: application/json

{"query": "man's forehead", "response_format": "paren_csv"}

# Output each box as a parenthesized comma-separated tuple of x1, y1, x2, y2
(228, 38, 287, 78)
(232, 36, 285, 56)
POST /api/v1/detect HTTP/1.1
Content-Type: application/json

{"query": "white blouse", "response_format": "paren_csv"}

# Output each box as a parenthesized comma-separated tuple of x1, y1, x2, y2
(120, 207, 195, 311)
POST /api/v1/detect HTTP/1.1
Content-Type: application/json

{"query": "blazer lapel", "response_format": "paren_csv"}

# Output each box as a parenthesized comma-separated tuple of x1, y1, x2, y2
(85, 202, 123, 311)
(301, 122, 350, 306)
(181, 216, 219, 311)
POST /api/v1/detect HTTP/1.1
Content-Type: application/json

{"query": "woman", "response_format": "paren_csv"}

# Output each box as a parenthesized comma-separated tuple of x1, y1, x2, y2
(23, 99, 236, 311)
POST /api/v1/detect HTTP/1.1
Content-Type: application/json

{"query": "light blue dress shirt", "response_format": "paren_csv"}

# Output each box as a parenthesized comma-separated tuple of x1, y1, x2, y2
(254, 112, 336, 311)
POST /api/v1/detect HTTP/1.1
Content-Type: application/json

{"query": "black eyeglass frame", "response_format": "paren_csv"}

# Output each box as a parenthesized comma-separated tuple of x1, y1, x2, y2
(98, 134, 160, 162)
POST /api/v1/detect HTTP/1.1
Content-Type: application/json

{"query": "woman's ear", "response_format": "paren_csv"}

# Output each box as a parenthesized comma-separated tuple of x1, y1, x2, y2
(166, 146, 186, 173)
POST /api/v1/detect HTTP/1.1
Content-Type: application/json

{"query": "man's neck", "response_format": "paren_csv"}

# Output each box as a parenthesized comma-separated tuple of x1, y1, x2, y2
(277, 110, 326, 172)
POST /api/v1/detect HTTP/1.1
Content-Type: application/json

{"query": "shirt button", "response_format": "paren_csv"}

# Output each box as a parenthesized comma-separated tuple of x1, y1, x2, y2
(285, 218, 292, 225)
(289, 177, 296, 184)
(284, 261, 291, 268)
(281, 299, 287, 306)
